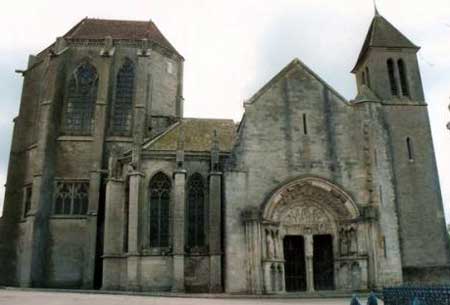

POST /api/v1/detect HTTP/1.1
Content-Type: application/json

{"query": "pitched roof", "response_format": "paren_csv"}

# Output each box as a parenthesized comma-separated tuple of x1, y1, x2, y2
(61, 18, 181, 56)
(144, 118, 236, 153)
(352, 14, 419, 72)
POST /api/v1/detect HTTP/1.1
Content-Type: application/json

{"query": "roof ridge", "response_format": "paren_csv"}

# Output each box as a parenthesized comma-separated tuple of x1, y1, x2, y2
(84, 17, 151, 24)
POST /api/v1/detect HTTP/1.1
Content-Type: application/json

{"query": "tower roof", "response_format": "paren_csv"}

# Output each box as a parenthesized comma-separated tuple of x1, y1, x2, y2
(352, 14, 419, 72)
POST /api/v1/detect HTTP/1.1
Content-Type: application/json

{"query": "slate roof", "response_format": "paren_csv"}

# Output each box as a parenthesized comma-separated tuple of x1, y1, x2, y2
(352, 14, 419, 72)
(144, 118, 236, 153)
(36, 18, 182, 58)
(63, 18, 180, 56)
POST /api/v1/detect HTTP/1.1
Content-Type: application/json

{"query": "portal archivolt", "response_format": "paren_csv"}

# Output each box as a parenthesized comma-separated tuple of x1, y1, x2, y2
(252, 177, 365, 293)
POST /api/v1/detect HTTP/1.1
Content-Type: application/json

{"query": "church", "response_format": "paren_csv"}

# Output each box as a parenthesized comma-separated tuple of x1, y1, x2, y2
(0, 10, 449, 294)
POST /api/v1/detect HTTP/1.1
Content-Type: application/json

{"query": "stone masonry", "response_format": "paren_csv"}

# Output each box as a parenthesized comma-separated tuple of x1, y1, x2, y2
(0, 12, 449, 294)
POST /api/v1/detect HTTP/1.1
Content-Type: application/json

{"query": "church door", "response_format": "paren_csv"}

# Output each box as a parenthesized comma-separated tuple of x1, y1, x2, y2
(313, 234, 334, 290)
(283, 236, 307, 292)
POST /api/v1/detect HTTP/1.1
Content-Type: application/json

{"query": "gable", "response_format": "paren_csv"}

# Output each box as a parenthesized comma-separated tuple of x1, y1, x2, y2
(245, 58, 348, 107)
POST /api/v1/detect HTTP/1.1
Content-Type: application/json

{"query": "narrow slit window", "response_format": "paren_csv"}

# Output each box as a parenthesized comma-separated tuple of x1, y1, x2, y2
(302, 113, 308, 135)
(362, 72, 366, 85)
(406, 137, 414, 161)
(24, 186, 32, 216)
(365, 67, 371, 88)
(387, 59, 398, 96)
(398, 59, 410, 97)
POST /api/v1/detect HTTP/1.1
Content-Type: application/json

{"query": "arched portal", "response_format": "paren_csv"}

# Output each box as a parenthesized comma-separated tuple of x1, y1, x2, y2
(260, 177, 361, 293)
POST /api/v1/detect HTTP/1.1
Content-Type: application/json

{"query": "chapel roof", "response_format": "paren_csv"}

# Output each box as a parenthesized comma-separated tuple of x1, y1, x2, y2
(352, 13, 419, 72)
(37, 18, 182, 58)
(144, 118, 236, 153)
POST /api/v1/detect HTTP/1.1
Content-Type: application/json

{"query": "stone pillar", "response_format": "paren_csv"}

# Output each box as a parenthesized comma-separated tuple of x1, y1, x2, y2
(21, 44, 67, 287)
(242, 208, 263, 294)
(126, 172, 144, 290)
(304, 234, 315, 293)
(102, 178, 125, 290)
(83, 41, 114, 288)
(209, 171, 222, 292)
(172, 169, 186, 292)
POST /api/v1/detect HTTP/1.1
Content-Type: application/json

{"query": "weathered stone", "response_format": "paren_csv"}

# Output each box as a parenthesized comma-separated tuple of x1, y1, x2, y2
(1, 12, 449, 295)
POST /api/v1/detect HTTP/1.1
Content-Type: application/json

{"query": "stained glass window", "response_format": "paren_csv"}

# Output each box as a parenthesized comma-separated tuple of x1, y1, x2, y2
(149, 173, 171, 248)
(64, 63, 98, 135)
(54, 182, 89, 215)
(111, 59, 135, 135)
(187, 173, 205, 248)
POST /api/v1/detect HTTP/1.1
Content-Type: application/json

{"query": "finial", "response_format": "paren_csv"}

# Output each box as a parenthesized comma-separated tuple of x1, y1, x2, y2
(373, 0, 380, 16)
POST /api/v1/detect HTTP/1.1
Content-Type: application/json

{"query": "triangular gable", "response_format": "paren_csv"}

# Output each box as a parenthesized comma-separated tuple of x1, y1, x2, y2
(245, 58, 349, 106)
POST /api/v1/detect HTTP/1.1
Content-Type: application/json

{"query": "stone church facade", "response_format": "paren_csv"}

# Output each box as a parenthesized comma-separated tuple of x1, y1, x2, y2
(0, 12, 449, 294)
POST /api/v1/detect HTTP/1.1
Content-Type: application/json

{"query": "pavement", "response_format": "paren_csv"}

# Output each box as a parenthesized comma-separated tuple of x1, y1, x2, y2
(0, 289, 375, 305)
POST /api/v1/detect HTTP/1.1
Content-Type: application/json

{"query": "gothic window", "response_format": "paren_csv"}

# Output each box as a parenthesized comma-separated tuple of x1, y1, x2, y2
(149, 172, 171, 248)
(387, 59, 398, 96)
(54, 182, 89, 215)
(398, 59, 410, 97)
(23, 186, 32, 216)
(406, 137, 414, 161)
(111, 59, 135, 135)
(187, 173, 205, 249)
(64, 63, 98, 135)
(302, 113, 308, 135)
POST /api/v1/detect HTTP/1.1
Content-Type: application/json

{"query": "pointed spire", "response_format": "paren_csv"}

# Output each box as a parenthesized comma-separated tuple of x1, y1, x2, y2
(373, 0, 380, 16)
(352, 12, 419, 73)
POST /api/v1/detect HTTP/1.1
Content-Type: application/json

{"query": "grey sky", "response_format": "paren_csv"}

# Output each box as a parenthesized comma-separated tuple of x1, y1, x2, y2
(1, 0, 449, 220)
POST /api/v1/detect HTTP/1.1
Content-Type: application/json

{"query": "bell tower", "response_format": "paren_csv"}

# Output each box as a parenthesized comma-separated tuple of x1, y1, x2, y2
(352, 11, 424, 104)
(352, 10, 450, 281)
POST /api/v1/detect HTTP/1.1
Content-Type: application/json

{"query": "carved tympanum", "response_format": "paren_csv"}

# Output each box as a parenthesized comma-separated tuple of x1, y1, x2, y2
(281, 204, 333, 234)
(264, 179, 358, 223)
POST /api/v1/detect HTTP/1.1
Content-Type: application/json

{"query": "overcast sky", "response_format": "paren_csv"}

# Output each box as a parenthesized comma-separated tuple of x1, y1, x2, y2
(0, 0, 449, 220)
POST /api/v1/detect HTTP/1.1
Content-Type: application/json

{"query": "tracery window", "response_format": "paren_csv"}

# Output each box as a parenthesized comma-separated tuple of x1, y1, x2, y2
(187, 173, 205, 249)
(111, 59, 135, 135)
(398, 59, 410, 97)
(54, 181, 89, 215)
(387, 59, 398, 96)
(64, 63, 98, 135)
(149, 173, 171, 248)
